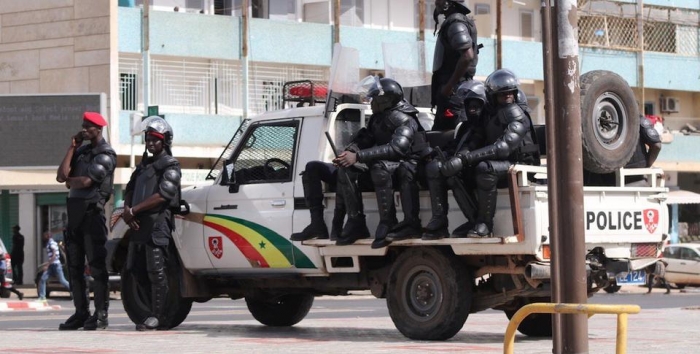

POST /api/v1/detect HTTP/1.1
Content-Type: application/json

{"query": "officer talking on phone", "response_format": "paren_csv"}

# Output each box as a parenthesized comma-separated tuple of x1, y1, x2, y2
(56, 112, 116, 331)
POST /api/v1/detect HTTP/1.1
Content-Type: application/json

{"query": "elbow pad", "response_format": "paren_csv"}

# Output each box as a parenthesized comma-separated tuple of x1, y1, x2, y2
(158, 168, 181, 201)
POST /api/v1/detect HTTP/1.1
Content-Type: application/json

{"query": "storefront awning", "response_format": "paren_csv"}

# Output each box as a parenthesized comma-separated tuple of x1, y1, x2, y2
(666, 190, 700, 204)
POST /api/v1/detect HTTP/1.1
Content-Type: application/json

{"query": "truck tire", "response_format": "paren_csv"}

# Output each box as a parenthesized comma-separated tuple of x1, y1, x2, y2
(504, 298, 553, 337)
(580, 70, 640, 174)
(121, 245, 193, 329)
(386, 247, 472, 341)
(245, 293, 314, 327)
(603, 281, 621, 294)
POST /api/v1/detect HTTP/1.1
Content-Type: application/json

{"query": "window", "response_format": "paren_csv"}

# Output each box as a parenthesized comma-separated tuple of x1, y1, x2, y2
(474, 3, 490, 15)
(680, 247, 700, 261)
(340, 0, 363, 26)
(230, 121, 298, 184)
(120, 73, 137, 111)
(304, 1, 329, 23)
(268, 0, 297, 21)
(520, 10, 534, 40)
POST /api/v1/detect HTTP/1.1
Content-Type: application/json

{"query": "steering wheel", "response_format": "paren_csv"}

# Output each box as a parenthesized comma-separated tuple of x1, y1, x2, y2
(263, 158, 291, 180)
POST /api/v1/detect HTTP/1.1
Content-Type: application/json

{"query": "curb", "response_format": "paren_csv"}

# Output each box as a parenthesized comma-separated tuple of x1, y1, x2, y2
(0, 301, 62, 312)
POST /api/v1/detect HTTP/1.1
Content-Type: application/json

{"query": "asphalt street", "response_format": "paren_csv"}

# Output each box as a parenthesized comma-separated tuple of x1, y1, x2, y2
(1, 286, 699, 353)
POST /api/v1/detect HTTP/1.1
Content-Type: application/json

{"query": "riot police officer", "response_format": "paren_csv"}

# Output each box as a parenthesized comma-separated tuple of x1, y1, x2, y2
(122, 117, 182, 331)
(56, 112, 116, 330)
(423, 80, 487, 240)
(334, 78, 425, 249)
(431, 0, 480, 131)
(440, 69, 539, 237)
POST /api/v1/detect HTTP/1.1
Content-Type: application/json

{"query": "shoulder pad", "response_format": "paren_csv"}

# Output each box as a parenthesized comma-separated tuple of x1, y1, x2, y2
(153, 154, 180, 171)
(640, 124, 661, 144)
(447, 22, 472, 51)
(640, 116, 653, 129)
(497, 103, 527, 125)
(93, 153, 115, 169)
(387, 110, 413, 127)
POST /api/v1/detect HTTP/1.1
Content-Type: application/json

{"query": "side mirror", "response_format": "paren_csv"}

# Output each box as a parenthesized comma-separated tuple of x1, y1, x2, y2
(222, 161, 240, 193)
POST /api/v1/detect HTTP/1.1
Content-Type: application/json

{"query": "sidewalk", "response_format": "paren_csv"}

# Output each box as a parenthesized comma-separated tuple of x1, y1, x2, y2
(0, 285, 63, 312)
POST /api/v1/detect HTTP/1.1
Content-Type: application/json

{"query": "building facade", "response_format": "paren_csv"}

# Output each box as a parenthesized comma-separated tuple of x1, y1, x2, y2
(0, 0, 698, 283)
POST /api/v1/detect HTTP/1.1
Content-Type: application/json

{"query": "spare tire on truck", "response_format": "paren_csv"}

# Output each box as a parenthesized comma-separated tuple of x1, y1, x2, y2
(580, 70, 640, 174)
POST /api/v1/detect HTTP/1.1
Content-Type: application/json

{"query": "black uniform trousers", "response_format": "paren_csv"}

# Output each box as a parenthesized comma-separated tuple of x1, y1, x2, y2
(66, 210, 109, 315)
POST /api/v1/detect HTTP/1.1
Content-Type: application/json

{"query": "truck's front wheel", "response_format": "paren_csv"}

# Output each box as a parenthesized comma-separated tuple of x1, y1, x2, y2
(386, 247, 472, 341)
(121, 244, 193, 329)
(504, 298, 553, 337)
(245, 293, 314, 327)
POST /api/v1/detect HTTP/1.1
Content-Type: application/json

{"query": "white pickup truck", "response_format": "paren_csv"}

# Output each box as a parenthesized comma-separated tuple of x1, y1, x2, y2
(110, 72, 668, 340)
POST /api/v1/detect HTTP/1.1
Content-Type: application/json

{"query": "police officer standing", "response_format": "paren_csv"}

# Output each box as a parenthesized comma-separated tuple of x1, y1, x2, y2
(431, 0, 479, 131)
(440, 69, 539, 237)
(56, 112, 116, 330)
(122, 117, 181, 331)
(334, 78, 424, 248)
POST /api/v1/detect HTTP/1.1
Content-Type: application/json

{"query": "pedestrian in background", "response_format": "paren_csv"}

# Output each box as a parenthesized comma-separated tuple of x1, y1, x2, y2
(37, 230, 70, 301)
(0, 251, 23, 300)
(56, 112, 116, 330)
(646, 260, 671, 294)
(11, 225, 24, 285)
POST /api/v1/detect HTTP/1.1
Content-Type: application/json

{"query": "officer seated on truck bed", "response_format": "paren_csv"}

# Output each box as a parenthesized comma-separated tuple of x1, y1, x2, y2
(439, 69, 539, 237)
(583, 115, 662, 187)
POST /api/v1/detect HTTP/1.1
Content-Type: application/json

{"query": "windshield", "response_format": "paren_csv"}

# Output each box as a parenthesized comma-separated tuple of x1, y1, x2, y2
(206, 119, 252, 180)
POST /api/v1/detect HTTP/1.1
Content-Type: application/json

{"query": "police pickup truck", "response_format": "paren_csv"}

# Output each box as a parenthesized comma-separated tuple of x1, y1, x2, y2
(110, 71, 667, 340)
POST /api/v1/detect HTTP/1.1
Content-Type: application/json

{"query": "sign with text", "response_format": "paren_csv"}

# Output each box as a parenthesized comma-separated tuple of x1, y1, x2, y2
(0, 94, 104, 167)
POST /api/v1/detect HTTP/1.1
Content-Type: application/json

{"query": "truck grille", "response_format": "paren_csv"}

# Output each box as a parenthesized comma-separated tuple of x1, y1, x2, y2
(631, 243, 660, 258)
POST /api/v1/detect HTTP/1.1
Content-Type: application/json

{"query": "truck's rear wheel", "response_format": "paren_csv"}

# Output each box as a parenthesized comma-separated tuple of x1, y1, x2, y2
(121, 244, 193, 329)
(580, 70, 639, 173)
(386, 247, 472, 341)
(245, 293, 314, 327)
(504, 298, 553, 337)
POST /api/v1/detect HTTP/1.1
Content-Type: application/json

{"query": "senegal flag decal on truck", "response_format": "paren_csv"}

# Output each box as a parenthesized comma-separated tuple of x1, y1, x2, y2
(203, 214, 316, 269)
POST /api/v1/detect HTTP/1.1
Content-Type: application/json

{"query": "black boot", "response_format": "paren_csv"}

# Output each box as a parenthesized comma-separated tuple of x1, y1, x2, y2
(84, 310, 108, 330)
(336, 215, 370, 245)
(422, 174, 450, 240)
(387, 219, 422, 241)
(136, 317, 160, 331)
(371, 221, 395, 249)
(451, 221, 474, 238)
(290, 213, 329, 241)
(329, 212, 344, 241)
(59, 311, 91, 330)
(467, 186, 497, 238)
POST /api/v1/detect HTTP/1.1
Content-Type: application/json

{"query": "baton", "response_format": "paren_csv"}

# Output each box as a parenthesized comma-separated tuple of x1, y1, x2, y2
(325, 131, 359, 200)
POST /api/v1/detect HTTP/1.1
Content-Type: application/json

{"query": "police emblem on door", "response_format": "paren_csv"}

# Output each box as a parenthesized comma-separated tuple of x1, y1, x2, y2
(643, 209, 659, 234)
(209, 236, 223, 259)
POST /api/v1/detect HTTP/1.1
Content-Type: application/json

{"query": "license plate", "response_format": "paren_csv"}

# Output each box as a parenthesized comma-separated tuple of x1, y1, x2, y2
(615, 270, 647, 284)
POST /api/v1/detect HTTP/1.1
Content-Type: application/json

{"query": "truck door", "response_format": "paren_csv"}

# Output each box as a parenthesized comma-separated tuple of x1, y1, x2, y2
(205, 119, 308, 271)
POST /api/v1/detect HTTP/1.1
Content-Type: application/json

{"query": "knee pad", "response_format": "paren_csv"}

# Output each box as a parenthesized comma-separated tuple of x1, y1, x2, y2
(475, 161, 497, 191)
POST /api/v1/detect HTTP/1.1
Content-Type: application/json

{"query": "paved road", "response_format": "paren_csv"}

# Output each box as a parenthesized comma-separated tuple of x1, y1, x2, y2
(1, 287, 699, 353)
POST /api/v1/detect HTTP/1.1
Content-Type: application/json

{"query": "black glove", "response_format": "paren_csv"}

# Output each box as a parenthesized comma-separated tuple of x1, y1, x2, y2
(440, 156, 464, 177)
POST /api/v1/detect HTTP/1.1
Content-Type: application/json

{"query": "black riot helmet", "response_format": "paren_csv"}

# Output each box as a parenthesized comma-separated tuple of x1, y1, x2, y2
(485, 69, 520, 104)
(456, 80, 486, 120)
(142, 116, 174, 147)
(367, 77, 404, 114)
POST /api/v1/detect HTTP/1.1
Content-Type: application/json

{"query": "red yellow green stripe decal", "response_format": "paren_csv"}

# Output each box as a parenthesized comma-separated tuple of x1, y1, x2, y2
(203, 214, 315, 269)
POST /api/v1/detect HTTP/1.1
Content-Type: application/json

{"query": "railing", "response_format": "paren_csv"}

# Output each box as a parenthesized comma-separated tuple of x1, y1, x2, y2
(503, 302, 641, 354)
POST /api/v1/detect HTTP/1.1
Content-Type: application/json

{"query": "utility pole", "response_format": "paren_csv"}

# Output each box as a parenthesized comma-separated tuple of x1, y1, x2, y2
(548, 0, 589, 352)
(496, 0, 502, 69)
(418, 0, 425, 41)
(333, 0, 340, 44)
(134, 0, 151, 169)
(242, 0, 249, 119)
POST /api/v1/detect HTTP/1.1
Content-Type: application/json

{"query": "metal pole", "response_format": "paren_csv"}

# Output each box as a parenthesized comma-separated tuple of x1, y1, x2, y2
(418, 0, 425, 41)
(540, 0, 562, 352)
(496, 0, 502, 69)
(636, 0, 645, 113)
(134, 0, 150, 169)
(552, 0, 588, 352)
(242, 0, 249, 119)
(333, 0, 340, 44)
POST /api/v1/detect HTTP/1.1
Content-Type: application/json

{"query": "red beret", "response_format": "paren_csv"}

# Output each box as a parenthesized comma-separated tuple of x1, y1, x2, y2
(83, 112, 108, 127)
